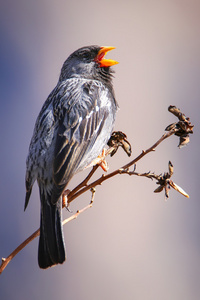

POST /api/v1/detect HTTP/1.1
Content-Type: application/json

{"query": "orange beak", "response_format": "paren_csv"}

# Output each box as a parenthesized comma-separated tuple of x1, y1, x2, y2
(95, 46, 119, 67)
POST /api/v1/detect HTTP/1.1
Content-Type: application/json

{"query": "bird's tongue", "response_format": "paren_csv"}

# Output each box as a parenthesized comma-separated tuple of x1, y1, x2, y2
(98, 52, 106, 61)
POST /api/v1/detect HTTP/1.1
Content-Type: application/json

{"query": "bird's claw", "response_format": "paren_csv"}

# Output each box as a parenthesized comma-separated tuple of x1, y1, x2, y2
(86, 148, 109, 172)
(62, 189, 73, 212)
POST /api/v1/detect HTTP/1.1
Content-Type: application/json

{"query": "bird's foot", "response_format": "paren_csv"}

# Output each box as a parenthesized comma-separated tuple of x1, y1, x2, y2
(87, 148, 109, 172)
(62, 189, 72, 212)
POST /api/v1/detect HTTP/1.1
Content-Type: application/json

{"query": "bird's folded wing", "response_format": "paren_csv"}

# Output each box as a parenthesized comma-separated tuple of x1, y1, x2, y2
(52, 79, 114, 203)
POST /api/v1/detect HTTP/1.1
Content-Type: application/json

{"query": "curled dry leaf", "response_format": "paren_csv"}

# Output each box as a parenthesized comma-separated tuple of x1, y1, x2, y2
(154, 185, 165, 193)
(165, 105, 194, 148)
(107, 131, 132, 157)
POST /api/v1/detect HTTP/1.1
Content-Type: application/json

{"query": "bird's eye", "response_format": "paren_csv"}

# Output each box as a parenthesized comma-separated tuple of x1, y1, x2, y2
(82, 52, 91, 61)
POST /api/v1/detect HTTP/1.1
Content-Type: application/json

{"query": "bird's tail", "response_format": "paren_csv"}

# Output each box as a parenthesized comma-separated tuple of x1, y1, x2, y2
(38, 186, 66, 269)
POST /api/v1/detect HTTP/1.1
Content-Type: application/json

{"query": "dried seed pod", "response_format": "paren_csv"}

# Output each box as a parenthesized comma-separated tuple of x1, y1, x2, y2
(178, 134, 190, 148)
(107, 131, 132, 157)
(168, 161, 174, 176)
(154, 185, 165, 193)
(168, 105, 185, 121)
(165, 123, 177, 131)
(166, 106, 194, 148)
(121, 139, 132, 157)
(164, 185, 170, 198)
(169, 180, 189, 198)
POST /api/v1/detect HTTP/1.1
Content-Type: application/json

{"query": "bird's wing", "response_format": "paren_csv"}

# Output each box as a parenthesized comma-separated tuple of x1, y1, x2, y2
(51, 79, 116, 203)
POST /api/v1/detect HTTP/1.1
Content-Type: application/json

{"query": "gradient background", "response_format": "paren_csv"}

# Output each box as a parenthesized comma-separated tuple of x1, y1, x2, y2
(0, 0, 200, 299)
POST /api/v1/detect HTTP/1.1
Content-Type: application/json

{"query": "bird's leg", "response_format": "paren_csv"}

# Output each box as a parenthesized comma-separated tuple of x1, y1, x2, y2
(86, 148, 109, 172)
(96, 148, 108, 171)
(62, 189, 72, 212)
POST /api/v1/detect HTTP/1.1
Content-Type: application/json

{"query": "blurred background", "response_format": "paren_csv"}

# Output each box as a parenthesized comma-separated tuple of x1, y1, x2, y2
(0, 0, 199, 299)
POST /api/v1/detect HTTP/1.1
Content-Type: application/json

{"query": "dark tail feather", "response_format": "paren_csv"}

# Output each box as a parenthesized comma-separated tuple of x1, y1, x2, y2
(38, 188, 66, 269)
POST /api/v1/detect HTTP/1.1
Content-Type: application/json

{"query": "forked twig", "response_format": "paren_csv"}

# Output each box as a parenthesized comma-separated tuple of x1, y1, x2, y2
(67, 130, 175, 204)
(0, 129, 175, 275)
(0, 105, 194, 274)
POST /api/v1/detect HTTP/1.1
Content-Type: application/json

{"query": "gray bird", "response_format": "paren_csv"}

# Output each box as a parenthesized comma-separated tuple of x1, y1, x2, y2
(25, 45, 118, 269)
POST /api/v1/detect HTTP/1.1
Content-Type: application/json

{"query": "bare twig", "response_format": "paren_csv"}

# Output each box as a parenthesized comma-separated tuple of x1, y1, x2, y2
(67, 130, 176, 204)
(0, 105, 193, 274)
(0, 228, 40, 275)
(120, 161, 189, 199)
(0, 201, 93, 274)
(0, 129, 180, 275)
(67, 146, 116, 201)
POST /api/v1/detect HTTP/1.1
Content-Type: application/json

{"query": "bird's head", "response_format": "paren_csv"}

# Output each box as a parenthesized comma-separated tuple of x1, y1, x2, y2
(59, 45, 118, 84)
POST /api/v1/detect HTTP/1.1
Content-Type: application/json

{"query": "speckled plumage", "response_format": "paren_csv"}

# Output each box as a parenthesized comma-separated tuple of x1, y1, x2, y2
(25, 46, 118, 268)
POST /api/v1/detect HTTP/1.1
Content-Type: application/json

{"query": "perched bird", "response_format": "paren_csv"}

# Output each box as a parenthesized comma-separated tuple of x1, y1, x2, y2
(24, 45, 118, 269)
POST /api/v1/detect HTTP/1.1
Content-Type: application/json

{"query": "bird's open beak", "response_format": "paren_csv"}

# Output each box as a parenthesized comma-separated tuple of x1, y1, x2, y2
(95, 46, 119, 67)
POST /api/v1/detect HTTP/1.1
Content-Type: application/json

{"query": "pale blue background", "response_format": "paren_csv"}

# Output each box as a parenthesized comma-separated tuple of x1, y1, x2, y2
(0, 1, 199, 299)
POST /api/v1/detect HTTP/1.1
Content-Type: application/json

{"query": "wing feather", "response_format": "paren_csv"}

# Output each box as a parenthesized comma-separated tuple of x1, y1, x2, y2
(51, 79, 116, 204)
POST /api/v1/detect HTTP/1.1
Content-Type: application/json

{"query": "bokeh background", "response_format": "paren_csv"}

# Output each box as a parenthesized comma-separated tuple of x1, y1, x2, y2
(0, 0, 200, 299)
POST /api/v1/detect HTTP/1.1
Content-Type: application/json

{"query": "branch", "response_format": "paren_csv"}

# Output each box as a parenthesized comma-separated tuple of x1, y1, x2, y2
(119, 161, 189, 199)
(0, 228, 40, 275)
(0, 129, 178, 274)
(67, 129, 176, 204)
(0, 105, 193, 274)
(0, 200, 94, 274)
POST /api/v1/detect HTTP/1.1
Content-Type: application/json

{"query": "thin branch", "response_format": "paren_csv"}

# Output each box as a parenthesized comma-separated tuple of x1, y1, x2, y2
(122, 130, 175, 170)
(62, 201, 93, 226)
(0, 128, 178, 274)
(0, 228, 40, 275)
(0, 201, 93, 274)
(67, 146, 116, 200)
(67, 130, 176, 204)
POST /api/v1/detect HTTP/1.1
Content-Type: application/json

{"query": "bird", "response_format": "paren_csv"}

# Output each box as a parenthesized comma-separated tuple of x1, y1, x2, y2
(24, 45, 119, 269)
